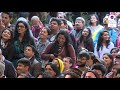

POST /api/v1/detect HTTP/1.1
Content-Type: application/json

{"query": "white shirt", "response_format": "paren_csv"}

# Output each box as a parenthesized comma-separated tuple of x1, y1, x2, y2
(94, 42, 114, 59)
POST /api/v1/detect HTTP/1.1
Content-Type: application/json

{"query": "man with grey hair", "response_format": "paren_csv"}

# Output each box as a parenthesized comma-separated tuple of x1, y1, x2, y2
(70, 17, 85, 43)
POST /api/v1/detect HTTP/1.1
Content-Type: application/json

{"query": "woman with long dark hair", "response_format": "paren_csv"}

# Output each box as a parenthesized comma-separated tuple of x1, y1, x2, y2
(0, 28, 15, 62)
(77, 27, 94, 53)
(41, 30, 76, 64)
(88, 14, 103, 41)
(94, 30, 114, 59)
(13, 18, 37, 67)
(103, 53, 114, 74)
(110, 47, 119, 63)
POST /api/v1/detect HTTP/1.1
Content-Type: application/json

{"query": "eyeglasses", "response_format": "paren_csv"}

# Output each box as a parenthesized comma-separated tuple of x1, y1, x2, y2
(17, 25, 25, 28)
(78, 58, 87, 60)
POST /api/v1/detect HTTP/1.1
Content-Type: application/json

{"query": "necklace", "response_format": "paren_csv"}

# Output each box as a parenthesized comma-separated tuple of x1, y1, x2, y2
(58, 46, 65, 55)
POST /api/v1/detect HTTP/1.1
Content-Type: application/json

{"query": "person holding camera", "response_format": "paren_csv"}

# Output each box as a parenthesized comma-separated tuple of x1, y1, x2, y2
(41, 30, 76, 64)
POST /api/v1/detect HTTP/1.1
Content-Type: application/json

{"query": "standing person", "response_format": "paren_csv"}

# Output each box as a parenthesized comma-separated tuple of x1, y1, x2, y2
(31, 16, 44, 39)
(88, 14, 104, 41)
(94, 30, 114, 59)
(16, 58, 34, 78)
(77, 27, 94, 52)
(24, 45, 42, 77)
(0, 49, 17, 78)
(0, 28, 15, 62)
(13, 18, 36, 67)
(41, 30, 76, 64)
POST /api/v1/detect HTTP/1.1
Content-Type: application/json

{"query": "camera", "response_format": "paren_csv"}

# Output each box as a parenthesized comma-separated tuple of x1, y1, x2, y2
(53, 53, 58, 57)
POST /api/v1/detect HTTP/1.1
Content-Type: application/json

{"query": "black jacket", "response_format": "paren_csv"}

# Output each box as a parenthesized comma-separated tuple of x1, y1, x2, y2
(4, 59, 17, 78)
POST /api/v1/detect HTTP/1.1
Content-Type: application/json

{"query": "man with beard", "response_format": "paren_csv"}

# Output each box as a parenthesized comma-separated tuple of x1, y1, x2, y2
(74, 51, 90, 76)
(70, 17, 85, 43)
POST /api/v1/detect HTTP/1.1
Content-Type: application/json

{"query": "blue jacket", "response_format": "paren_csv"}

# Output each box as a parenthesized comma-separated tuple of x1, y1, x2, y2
(94, 27, 117, 46)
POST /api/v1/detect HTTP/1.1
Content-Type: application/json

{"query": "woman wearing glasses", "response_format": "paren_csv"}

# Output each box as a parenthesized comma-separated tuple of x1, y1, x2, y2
(12, 18, 37, 67)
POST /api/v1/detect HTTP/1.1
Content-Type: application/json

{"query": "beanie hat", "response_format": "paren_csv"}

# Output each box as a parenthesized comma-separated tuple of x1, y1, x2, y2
(17, 17, 28, 23)
(0, 62, 5, 77)
(53, 58, 64, 73)
(75, 17, 85, 25)
(16, 17, 33, 37)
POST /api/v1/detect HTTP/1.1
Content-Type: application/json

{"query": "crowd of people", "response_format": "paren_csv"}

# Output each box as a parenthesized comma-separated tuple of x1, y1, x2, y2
(0, 12, 120, 78)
